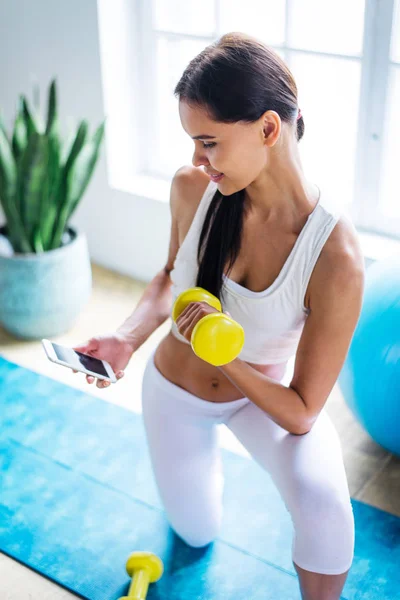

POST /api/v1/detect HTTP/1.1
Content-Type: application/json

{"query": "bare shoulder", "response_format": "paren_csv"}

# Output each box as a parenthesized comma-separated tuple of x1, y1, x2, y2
(164, 166, 211, 274)
(171, 166, 211, 242)
(325, 214, 365, 272)
(305, 214, 365, 311)
(172, 165, 210, 209)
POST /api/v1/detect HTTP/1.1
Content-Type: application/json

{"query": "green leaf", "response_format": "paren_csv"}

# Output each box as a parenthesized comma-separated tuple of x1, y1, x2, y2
(50, 120, 105, 250)
(41, 132, 61, 250)
(16, 132, 50, 243)
(48, 121, 88, 249)
(68, 120, 106, 215)
(0, 112, 10, 144)
(22, 95, 40, 138)
(33, 226, 44, 253)
(11, 113, 28, 172)
(0, 125, 32, 252)
(45, 78, 57, 136)
(0, 125, 16, 211)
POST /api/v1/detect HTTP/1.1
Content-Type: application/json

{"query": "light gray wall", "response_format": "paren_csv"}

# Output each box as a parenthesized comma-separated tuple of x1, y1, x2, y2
(0, 0, 170, 284)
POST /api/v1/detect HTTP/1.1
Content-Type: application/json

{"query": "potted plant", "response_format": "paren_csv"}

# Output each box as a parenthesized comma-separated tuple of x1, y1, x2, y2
(0, 78, 105, 339)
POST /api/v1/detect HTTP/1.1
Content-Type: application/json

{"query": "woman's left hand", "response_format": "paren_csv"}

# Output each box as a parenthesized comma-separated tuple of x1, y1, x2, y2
(176, 301, 223, 344)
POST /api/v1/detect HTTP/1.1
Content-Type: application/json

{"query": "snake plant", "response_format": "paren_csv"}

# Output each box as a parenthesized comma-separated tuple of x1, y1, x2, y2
(0, 78, 105, 253)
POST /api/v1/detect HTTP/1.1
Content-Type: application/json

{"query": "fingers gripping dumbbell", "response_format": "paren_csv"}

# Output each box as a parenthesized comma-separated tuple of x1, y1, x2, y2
(118, 551, 164, 600)
(172, 287, 245, 366)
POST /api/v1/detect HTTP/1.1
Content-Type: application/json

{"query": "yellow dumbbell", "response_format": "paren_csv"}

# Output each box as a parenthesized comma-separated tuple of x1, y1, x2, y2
(118, 551, 164, 600)
(172, 287, 245, 366)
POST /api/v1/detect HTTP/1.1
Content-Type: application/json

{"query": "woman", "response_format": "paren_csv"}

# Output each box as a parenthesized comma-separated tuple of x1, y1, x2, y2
(74, 32, 365, 599)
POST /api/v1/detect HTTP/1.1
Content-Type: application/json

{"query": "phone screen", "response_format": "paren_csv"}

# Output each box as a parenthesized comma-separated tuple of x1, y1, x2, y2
(52, 342, 109, 376)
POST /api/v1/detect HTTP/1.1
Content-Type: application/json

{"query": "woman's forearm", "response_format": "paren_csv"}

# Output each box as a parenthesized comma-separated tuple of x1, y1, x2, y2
(217, 358, 311, 435)
(116, 268, 173, 349)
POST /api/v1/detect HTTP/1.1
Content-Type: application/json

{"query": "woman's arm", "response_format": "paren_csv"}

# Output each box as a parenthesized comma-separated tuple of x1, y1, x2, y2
(217, 358, 310, 434)
(218, 219, 365, 435)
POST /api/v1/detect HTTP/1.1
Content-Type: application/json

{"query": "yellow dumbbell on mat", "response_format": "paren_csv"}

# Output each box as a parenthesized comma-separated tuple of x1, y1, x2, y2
(172, 287, 245, 366)
(118, 551, 164, 600)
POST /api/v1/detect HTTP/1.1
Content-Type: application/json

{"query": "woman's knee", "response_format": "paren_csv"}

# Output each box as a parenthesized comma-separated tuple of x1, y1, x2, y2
(290, 473, 354, 527)
(170, 514, 222, 548)
(176, 528, 219, 548)
(160, 478, 224, 549)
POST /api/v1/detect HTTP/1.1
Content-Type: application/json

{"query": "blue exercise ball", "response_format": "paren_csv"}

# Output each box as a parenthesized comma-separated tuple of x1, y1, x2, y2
(338, 254, 400, 457)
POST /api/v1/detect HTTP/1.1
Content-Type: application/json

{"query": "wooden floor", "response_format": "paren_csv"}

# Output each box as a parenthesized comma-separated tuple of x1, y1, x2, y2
(1, 261, 399, 599)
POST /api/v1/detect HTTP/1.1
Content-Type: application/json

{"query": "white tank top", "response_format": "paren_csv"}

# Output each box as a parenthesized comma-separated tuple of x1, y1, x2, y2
(169, 179, 341, 365)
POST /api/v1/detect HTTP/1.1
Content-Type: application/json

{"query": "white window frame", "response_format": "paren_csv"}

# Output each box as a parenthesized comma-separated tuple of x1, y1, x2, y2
(352, 0, 396, 236)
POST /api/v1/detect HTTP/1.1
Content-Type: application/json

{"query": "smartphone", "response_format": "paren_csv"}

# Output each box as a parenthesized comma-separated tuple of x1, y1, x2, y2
(41, 339, 117, 383)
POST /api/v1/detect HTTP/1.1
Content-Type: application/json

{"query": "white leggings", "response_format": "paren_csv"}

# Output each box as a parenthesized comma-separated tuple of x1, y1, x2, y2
(141, 347, 355, 575)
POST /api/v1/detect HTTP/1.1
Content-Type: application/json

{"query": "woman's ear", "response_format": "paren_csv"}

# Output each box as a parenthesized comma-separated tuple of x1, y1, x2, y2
(263, 110, 281, 147)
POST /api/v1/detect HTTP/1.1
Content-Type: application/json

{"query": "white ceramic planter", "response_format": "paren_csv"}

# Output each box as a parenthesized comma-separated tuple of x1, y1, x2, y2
(0, 225, 92, 340)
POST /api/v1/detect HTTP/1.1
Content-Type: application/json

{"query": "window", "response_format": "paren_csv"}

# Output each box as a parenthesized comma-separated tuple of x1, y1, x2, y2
(377, 0, 400, 234)
(100, 0, 400, 239)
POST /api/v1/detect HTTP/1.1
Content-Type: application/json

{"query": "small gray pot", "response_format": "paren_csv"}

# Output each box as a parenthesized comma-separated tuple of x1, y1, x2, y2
(0, 225, 92, 340)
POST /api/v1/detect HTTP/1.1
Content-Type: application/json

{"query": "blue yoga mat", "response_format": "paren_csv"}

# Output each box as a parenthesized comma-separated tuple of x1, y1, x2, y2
(1, 355, 399, 600)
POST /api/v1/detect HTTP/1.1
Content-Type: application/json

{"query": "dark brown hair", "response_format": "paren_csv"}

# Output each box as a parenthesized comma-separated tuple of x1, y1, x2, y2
(174, 32, 304, 304)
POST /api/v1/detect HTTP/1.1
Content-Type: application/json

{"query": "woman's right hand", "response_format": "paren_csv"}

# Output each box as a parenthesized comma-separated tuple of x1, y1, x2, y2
(71, 332, 137, 388)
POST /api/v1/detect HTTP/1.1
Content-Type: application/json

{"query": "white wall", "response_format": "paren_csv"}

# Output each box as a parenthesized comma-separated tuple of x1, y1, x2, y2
(0, 0, 170, 284)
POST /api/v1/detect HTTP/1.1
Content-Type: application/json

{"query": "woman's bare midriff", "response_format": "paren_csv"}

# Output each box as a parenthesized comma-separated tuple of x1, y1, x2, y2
(153, 329, 288, 403)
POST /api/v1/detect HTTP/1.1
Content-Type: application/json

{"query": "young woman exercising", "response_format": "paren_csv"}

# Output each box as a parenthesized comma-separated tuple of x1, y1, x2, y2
(74, 32, 365, 600)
